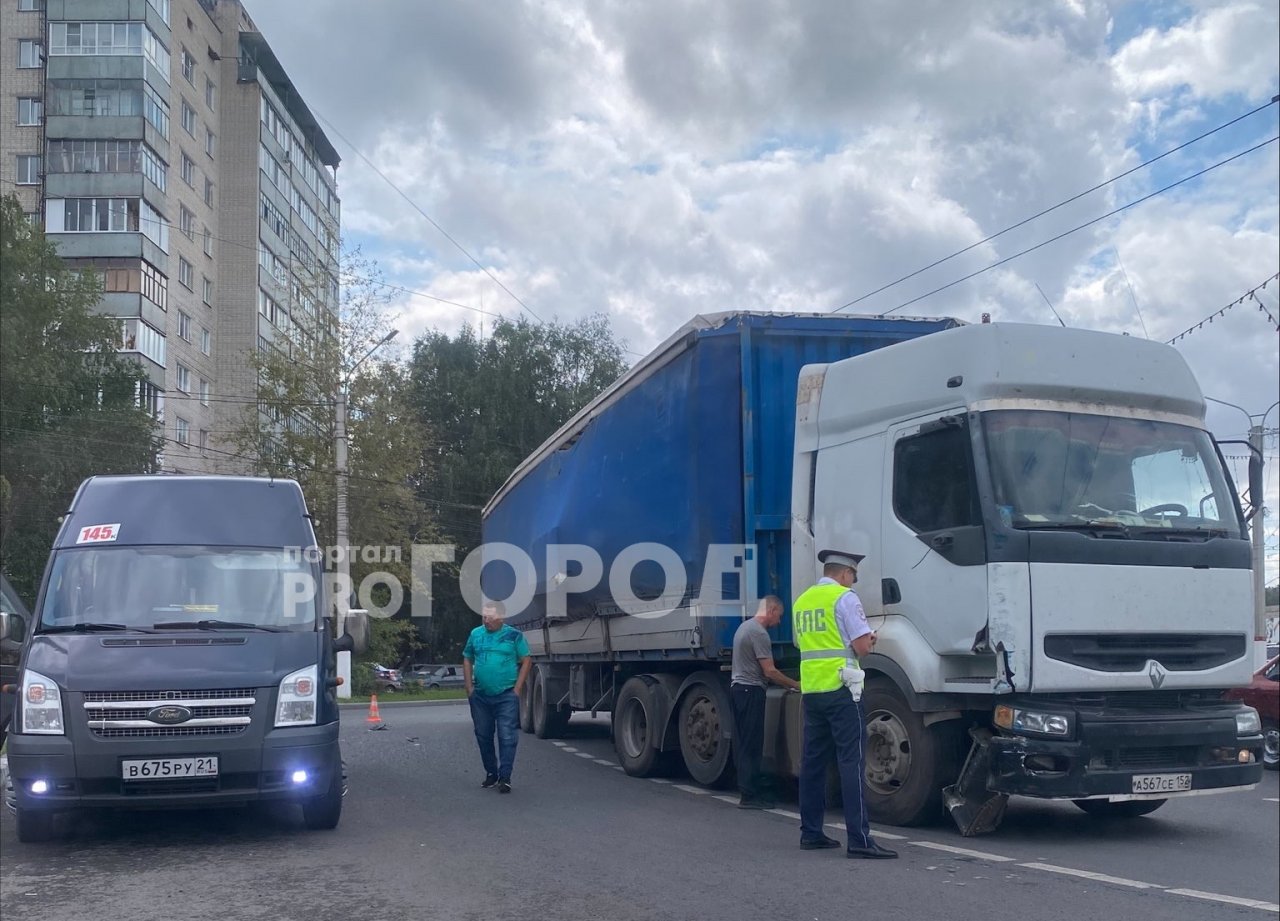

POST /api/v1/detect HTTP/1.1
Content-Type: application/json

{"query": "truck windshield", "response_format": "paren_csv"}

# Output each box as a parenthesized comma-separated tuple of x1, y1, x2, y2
(38, 546, 320, 632)
(981, 410, 1242, 537)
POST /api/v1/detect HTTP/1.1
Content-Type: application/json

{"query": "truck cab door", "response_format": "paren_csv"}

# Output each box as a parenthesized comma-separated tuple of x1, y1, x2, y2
(881, 413, 991, 682)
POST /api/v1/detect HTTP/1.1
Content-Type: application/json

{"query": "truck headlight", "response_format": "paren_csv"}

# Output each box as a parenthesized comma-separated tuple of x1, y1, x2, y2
(20, 669, 64, 735)
(275, 665, 318, 727)
(994, 704, 1072, 738)
(1235, 707, 1261, 736)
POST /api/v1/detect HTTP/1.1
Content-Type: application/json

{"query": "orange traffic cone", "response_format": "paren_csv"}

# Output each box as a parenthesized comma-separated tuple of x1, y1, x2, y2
(366, 694, 382, 725)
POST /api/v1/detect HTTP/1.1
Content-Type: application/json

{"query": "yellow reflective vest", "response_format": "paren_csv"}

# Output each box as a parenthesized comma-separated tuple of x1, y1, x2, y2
(792, 581, 852, 694)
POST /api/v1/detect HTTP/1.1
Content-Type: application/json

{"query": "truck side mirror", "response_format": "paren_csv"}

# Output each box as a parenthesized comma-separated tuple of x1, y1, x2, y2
(0, 611, 26, 643)
(335, 609, 370, 655)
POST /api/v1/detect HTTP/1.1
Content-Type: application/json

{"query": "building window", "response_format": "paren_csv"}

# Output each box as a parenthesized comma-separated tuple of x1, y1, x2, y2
(258, 288, 278, 324)
(176, 363, 191, 393)
(141, 260, 167, 309)
(49, 198, 138, 233)
(18, 0, 46, 10)
(18, 40, 44, 68)
(176, 416, 190, 446)
(178, 256, 193, 289)
(144, 83, 169, 137)
(181, 152, 195, 185)
(119, 318, 166, 366)
(15, 155, 41, 185)
(49, 22, 144, 57)
(199, 429, 209, 452)
(179, 206, 195, 239)
(199, 380, 210, 406)
(202, 276, 213, 305)
(203, 178, 214, 207)
(46, 141, 165, 193)
(178, 311, 192, 341)
(181, 101, 195, 136)
(141, 145, 166, 191)
(200, 328, 212, 355)
(202, 228, 213, 257)
(204, 77, 216, 111)
(181, 47, 195, 84)
(147, 0, 170, 26)
(204, 129, 216, 157)
(17, 98, 43, 126)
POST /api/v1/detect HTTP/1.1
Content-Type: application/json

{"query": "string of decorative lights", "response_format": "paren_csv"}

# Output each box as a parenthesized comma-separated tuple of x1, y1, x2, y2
(1167, 273, 1280, 344)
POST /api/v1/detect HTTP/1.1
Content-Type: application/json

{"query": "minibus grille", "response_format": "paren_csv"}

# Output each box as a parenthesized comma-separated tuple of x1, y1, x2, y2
(83, 689, 257, 739)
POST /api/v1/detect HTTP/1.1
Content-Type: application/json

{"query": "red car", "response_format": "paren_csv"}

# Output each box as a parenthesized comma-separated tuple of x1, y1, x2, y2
(1226, 657, 1279, 771)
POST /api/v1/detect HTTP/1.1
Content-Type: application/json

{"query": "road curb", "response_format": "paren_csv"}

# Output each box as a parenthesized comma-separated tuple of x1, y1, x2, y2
(339, 698, 467, 710)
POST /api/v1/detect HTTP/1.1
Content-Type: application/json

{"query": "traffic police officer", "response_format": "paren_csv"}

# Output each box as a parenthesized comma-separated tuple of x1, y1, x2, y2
(793, 549, 898, 859)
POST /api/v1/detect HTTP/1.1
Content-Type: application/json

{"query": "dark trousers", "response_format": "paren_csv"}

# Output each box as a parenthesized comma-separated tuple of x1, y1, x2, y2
(798, 688, 871, 848)
(469, 689, 520, 780)
(730, 684, 767, 800)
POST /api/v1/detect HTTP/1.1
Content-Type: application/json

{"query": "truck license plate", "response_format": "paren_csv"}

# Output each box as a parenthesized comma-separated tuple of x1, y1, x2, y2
(121, 757, 219, 781)
(1130, 772, 1191, 794)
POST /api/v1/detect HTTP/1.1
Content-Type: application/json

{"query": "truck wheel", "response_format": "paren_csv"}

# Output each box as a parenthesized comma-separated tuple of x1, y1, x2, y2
(1263, 721, 1278, 771)
(677, 674, 734, 787)
(614, 677, 664, 775)
(1073, 799, 1166, 819)
(532, 667, 570, 739)
(862, 680, 964, 826)
(15, 808, 55, 843)
(302, 773, 343, 830)
(519, 681, 535, 734)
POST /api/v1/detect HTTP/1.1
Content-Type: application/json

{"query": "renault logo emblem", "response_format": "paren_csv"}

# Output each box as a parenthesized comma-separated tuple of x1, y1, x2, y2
(147, 705, 193, 725)
(1148, 662, 1167, 689)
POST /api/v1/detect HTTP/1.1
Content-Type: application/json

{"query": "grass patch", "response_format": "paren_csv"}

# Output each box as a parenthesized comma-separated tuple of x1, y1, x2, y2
(344, 688, 467, 704)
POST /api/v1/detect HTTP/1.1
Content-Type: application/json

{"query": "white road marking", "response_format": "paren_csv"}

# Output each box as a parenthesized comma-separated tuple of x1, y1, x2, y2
(550, 741, 567, 747)
(611, 766, 625, 772)
(713, 795, 740, 805)
(1264, 797, 1279, 803)
(1018, 863, 1157, 889)
(673, 784, 711, 795)
(574, 752, 594, 759)
(649, 778, 672, 784)
(593, 758, 615, 766)
(559, 746, 578, 752)
(1165, 889, 1280, 912)
(767, 808, 803, 819)
(825, 821, 846, 830)
(870, 830, 908, 840)
(911, 841, 1016, 863)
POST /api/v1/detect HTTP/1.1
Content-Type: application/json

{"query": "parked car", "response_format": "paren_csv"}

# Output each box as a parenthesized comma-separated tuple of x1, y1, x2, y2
(0, 574, 31, 745)
(404, 663, 445, 685)
(366, 663, 402, 693)
(422, 665, 465, 690)
(1225, 656, 1279, 770)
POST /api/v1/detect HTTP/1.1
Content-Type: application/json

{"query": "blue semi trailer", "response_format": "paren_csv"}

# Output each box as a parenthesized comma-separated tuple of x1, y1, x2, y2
(482, 312, 1265, 834)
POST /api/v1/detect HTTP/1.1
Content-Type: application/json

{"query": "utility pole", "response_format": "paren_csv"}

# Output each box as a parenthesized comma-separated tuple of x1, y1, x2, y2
(334, 329, 398, 698)
(1248, 422, 1266, 645)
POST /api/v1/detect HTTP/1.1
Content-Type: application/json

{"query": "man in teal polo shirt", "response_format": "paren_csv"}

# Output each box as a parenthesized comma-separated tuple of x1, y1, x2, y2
(463, 599, 532, 794)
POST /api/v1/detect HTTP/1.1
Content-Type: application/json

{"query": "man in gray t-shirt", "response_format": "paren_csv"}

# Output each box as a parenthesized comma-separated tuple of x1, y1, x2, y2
(730, 596, 801, 808)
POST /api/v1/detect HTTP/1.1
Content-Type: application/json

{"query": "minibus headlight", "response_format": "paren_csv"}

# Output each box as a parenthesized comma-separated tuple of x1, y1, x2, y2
(275, 665, 318, 727)
(21, 670, 64, 735)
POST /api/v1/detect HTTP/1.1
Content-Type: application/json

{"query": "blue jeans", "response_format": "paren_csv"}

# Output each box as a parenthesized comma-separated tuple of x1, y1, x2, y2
(798, 689, 871, 849)
(469, 689, 520, 780)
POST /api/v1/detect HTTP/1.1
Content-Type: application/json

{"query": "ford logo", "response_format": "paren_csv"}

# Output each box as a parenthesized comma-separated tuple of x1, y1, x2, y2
(147, 705, 193, 725)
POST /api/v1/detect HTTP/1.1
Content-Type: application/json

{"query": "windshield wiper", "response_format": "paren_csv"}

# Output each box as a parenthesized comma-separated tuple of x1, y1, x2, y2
(152, 619, 284, 633)
(39, 622, 154, 634)
(1016, 521, 1132, 538)
(1129, 525, 1230, 541)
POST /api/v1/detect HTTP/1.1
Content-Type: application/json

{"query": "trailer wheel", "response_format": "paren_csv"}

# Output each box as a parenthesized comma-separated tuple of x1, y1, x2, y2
(518, 680, 535, 734)
(532, 666, 570, 739)
(15, 807, 55, 843)
(613, 677, 664, 775)
(862, 679, 964, 826)
(677, 674, 734, 787)
(1073, 799, 1166, 819)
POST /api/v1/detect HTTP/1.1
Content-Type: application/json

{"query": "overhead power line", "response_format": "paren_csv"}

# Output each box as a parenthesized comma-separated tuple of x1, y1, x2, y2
(878, 135, 1279, 316)
(831, 95, 1280, 314)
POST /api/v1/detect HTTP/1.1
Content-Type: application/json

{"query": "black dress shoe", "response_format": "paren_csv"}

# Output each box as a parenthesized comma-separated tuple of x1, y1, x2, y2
(800, 834, 841, 850)
(846, 842, 898, 859)
(481, 774, 499, 788)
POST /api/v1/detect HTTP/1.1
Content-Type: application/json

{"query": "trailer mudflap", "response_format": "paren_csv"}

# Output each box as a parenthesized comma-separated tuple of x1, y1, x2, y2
(944, 726, 1009, 837)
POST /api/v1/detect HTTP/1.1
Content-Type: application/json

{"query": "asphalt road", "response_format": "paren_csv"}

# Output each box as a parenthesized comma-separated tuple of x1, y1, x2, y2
(1, 702, 1276, 921)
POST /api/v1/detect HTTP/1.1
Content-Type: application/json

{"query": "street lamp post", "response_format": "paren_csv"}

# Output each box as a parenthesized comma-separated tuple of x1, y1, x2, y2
(334, 329, 398, 698)
(1206, 396, 1278, 651)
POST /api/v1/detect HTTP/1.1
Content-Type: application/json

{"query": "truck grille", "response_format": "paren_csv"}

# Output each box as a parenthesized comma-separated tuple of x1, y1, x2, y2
(1107, 746, 1201, 768)
(83, 688, 257, 739)
(1044, 634, 1246, 672)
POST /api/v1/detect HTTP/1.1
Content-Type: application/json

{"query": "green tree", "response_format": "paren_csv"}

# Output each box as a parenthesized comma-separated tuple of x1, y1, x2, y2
(407, 314, 628, 656)
(0, 194, 159, 601)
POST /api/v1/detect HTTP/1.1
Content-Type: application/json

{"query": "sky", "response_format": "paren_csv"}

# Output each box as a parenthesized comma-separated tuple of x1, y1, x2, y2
(243, 0, 1279, 589)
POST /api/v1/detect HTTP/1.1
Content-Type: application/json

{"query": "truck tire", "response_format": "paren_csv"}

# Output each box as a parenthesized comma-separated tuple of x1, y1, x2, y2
(519, 681, 535, 734)
(1073, 799, 1166, 819)
(532, 666, 570, 739)
(613, 677, 664, 775)
(15, 807, 55, 843)
(677, 674, 734, 787)
(1263, 720, 1278, 771)
(862, 679, 964, 826)
(302, 773, 344, 830)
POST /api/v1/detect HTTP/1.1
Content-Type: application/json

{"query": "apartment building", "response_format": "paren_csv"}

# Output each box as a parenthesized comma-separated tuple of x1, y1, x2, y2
(0, 0, 341, 473)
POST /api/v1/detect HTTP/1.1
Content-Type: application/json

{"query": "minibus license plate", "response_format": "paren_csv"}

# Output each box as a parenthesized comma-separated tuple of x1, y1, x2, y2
(1131, 773, 1191, 794)
(122, 757, 219, 780)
